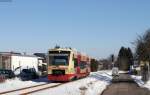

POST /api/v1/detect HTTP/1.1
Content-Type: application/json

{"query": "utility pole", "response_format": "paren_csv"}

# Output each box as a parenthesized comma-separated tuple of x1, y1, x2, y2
(111, 54, 114, 68)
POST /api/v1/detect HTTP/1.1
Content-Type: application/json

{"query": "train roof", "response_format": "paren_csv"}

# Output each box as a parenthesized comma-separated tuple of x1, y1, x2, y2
(49, 48, 90, 58)
(49, 48, 75, 52)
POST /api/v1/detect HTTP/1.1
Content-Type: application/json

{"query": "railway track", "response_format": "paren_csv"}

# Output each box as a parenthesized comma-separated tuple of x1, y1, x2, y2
(0, 82, 64, 95)
(0, 76, 87, 95)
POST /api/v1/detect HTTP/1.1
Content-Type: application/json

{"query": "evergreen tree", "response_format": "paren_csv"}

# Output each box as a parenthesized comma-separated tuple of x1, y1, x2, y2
(117, 47, 133, 71)
(91, 59, 98, 72)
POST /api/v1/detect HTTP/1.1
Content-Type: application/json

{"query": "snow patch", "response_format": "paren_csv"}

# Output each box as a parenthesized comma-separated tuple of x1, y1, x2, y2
(0, 77, 48, 92)
(32, 70, 112, 95)
(0, 71, 112, 95)
(131, 75, 150, 90)
(144, 79, 150, 90)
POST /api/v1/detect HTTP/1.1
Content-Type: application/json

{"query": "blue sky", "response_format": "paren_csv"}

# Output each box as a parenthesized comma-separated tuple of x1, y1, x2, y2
(0, 0, 150, 58)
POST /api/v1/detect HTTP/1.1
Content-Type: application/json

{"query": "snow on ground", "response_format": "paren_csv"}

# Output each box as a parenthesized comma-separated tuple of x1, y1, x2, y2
(0, 70, 112, 95)
(131, 75, 150, 90)
(0, 77, 49, 92)
(144, 79, 150, 90)
(31, 70, 112, 95)
(119, 71, 129, 74)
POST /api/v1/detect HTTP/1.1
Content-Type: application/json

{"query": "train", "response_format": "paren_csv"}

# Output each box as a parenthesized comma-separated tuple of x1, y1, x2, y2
(47, 48, 91, 81)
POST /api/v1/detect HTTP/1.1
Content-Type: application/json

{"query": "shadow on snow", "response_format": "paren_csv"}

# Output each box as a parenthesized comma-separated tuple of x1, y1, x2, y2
(89, 72, 112, 83)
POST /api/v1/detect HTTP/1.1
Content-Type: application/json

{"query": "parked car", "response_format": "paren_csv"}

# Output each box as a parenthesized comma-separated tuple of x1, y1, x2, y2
(112, 67, 119, 76)
(0, 69, 15, 79)
(20, 68, 39, 81)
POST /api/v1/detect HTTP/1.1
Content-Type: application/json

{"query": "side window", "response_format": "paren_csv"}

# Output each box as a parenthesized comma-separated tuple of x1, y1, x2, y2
(79, 62, 84, 69)
(79, 62, 87, 69)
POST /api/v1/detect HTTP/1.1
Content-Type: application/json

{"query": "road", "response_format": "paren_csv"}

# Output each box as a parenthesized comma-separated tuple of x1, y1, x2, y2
(101, 74, 150, 95)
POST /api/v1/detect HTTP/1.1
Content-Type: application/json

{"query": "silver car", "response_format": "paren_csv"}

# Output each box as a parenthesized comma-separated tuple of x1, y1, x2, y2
(112, 67, 119, 76)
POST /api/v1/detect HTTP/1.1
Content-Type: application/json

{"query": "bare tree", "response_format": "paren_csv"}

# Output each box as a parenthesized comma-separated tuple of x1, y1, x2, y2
(135, 29, 150, 61)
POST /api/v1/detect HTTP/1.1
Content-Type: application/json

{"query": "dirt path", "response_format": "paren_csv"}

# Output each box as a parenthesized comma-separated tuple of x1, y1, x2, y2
(101, 74, 150, 95)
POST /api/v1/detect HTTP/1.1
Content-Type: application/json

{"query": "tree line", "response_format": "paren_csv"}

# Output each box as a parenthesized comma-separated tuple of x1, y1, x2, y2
(90, 29, 150, 72)
(116, 29, 150, 71)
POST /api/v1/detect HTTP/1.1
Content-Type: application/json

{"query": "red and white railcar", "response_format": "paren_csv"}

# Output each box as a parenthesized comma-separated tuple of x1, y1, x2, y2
(47, 48, 91, 81)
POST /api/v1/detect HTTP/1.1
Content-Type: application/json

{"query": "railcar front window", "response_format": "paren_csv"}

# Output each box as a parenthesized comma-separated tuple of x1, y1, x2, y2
(49, 56, 69, 66)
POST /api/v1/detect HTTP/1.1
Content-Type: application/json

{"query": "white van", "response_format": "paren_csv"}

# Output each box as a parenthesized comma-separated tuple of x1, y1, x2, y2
(112, 67, 119, 76)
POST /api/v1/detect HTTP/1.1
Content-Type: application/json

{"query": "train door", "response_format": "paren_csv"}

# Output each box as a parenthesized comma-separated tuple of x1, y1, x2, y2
(77, 55, 81, 74)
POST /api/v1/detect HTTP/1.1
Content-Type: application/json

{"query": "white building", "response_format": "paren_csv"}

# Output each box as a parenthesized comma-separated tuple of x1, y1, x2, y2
(0, 52, 45, 76)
